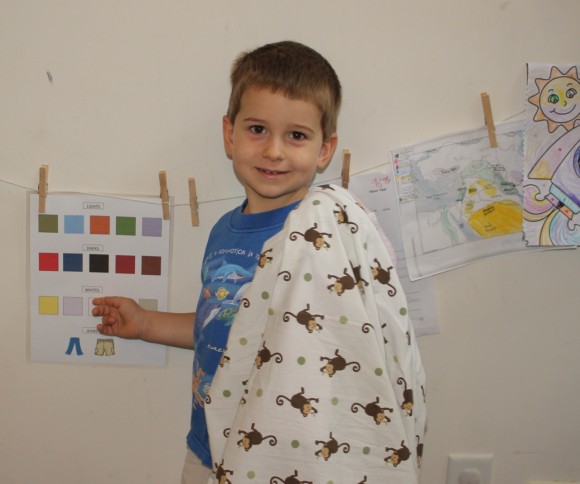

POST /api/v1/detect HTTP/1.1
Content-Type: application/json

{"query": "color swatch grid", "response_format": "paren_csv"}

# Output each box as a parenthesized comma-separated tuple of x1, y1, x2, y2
(38, 252, 163, 276)
(29, 193, 170, 365)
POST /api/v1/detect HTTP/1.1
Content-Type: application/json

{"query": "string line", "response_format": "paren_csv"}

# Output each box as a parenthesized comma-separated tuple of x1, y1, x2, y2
(1, 111, 524, 208)
(0, 161, 391, 209)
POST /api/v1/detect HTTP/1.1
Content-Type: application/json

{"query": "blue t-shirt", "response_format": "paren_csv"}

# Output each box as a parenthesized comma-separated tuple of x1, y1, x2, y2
(186, 200, 299, 467)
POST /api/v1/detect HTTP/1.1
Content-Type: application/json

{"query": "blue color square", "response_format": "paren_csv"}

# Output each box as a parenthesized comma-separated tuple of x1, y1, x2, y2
(64, 215, 84, 234)
(63, 253, 83, 272)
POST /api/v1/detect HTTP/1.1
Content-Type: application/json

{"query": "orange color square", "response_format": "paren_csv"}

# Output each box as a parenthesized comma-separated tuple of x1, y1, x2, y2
(90, 216, 110, 235)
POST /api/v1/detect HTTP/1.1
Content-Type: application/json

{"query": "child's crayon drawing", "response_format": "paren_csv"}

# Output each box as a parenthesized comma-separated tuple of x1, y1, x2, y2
(523, 64, 580, 246)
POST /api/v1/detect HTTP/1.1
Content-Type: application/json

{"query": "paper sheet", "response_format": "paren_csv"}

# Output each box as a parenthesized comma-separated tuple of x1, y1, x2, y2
(29, 193, 170, 365)
(392, 119, 530, 280)
(340, 170, 439, 336)
(523, 63, 580, 246)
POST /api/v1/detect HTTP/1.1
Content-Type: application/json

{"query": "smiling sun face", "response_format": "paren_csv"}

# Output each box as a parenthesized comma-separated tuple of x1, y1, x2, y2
(528, 66, 580, 133)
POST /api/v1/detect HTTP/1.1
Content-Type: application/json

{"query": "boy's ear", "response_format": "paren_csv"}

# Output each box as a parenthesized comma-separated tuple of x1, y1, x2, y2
(317, 133, 338, 172)
(222, 115, 234, 160)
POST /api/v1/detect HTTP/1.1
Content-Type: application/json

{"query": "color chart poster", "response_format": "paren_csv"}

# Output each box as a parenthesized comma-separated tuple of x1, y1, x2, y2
(29, 193, 170, 365)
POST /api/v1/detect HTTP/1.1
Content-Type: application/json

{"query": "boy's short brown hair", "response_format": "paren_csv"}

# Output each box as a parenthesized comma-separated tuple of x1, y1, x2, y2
(227, 41, 341, 141)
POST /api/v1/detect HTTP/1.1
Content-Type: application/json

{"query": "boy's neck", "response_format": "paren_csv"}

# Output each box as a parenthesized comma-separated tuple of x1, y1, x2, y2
(242, 187, 310, 214)
(242, 194, 306, 214)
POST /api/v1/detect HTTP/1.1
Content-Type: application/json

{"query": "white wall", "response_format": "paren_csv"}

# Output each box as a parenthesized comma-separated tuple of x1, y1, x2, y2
(1, 1, 579, 483)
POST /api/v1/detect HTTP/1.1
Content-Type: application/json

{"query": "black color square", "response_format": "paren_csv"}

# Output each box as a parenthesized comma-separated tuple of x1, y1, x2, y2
(89, 254, 109, 273)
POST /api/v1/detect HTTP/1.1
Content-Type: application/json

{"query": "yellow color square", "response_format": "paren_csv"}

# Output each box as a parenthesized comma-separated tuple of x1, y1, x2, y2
(39, 296, 59, 315)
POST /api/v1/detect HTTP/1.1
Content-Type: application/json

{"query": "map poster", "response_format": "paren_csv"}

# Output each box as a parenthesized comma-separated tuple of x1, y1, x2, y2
(392, 119, 528, 280)
(29, 192, 170, 365)
(523, 63, 580, 246)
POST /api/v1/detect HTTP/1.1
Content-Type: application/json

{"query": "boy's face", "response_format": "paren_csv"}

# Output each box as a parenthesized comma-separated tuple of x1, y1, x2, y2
(223, 87, 337, 214)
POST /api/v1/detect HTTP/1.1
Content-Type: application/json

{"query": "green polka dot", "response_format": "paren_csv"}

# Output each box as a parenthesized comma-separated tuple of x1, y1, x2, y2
(393, 355, 399, 364)
(312, 199, 321, 205)
(331, 397, 339, 405)
(268, 308, 275, 315)
(261, 291, 270, 300)
(363, 446, 371, 455)
(400, 307, 408, 316)
(339, 315, 348, 324)
(223, 390, 231, 398)
(374, 368, 383, 376)
(327, 481, 334, 484)
(247, 471, 256, 479)
(364, 242, 368, 250)
(291, 440, 300, 448)
(297, 356, 306, 365)
(239, 337, 248, 345)
(304, 273, 312, 281)
(256, 388, 263, 397)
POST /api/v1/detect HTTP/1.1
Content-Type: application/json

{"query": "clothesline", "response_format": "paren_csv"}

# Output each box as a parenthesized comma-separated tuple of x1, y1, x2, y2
(0, 162, 389, 208)
(1, 110, 525, 209)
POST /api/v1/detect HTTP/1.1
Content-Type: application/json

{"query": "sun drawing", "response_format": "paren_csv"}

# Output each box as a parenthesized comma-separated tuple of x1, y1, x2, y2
(528, 66, 580, 133)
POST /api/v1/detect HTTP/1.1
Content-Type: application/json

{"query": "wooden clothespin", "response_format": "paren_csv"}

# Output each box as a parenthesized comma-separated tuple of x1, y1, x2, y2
(188, 177, 200, 227)
(480, 92, 497, 148)
(158, 170, 170, 220)
(341, 149, 351, 189)
(38, 164, 49, 213)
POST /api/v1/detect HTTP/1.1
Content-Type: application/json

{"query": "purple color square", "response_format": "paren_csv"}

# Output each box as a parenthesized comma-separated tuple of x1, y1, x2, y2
(142, 217, 162, 237)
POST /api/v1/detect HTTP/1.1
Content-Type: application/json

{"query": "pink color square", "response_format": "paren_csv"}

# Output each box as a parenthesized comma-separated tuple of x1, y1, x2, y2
(63, 297, 83, 316)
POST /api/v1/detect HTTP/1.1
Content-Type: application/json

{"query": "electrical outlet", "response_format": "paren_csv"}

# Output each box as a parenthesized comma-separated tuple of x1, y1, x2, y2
(446, 454, 493, 484)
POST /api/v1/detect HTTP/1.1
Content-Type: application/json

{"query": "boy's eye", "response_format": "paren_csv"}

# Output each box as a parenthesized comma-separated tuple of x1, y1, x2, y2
(249, 125, 266, 134)
(289, 131, 307, 141)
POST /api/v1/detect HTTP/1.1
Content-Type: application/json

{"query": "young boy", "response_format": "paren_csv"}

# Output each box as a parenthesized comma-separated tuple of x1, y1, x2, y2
(92, 40, 342, 483)
(203, 42, 425, 482)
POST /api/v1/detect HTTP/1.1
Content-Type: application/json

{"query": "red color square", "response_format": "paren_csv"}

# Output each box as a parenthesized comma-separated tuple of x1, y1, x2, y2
(116, 255, 136, 274)
(39, 252, 59, 271)
(90, 216, 110, 235)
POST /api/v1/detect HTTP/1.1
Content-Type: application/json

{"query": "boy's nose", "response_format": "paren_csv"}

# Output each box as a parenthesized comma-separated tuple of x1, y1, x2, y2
(262, 137, 284, 162)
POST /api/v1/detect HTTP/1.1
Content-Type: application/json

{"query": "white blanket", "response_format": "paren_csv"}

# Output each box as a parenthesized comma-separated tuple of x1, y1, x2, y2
(205, 185, 427, 483)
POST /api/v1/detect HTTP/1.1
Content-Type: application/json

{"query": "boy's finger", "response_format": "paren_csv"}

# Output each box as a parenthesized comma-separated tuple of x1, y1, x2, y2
(91, 305, 110, 317)
(96, 323, 113, 335)
(92, 296, 120, 306)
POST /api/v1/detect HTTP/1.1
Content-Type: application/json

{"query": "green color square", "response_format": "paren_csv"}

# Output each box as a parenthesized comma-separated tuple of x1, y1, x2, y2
(38, 214, 58, 233)
(116, 216, 136, 236)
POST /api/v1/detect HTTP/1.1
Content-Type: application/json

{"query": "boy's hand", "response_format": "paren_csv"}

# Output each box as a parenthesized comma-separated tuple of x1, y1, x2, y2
(92, 297, 145, 340)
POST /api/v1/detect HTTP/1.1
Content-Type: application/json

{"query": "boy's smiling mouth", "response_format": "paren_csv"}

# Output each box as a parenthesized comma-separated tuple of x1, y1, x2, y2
(258, 168, 288, 175)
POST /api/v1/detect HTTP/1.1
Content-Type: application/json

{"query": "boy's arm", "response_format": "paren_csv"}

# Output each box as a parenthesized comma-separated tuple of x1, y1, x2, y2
(92, 296, 195, 350)
(140, 309, 195, 349)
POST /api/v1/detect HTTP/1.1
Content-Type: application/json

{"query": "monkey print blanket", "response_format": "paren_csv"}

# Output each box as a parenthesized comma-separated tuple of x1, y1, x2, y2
(205, 185, 427, 484)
